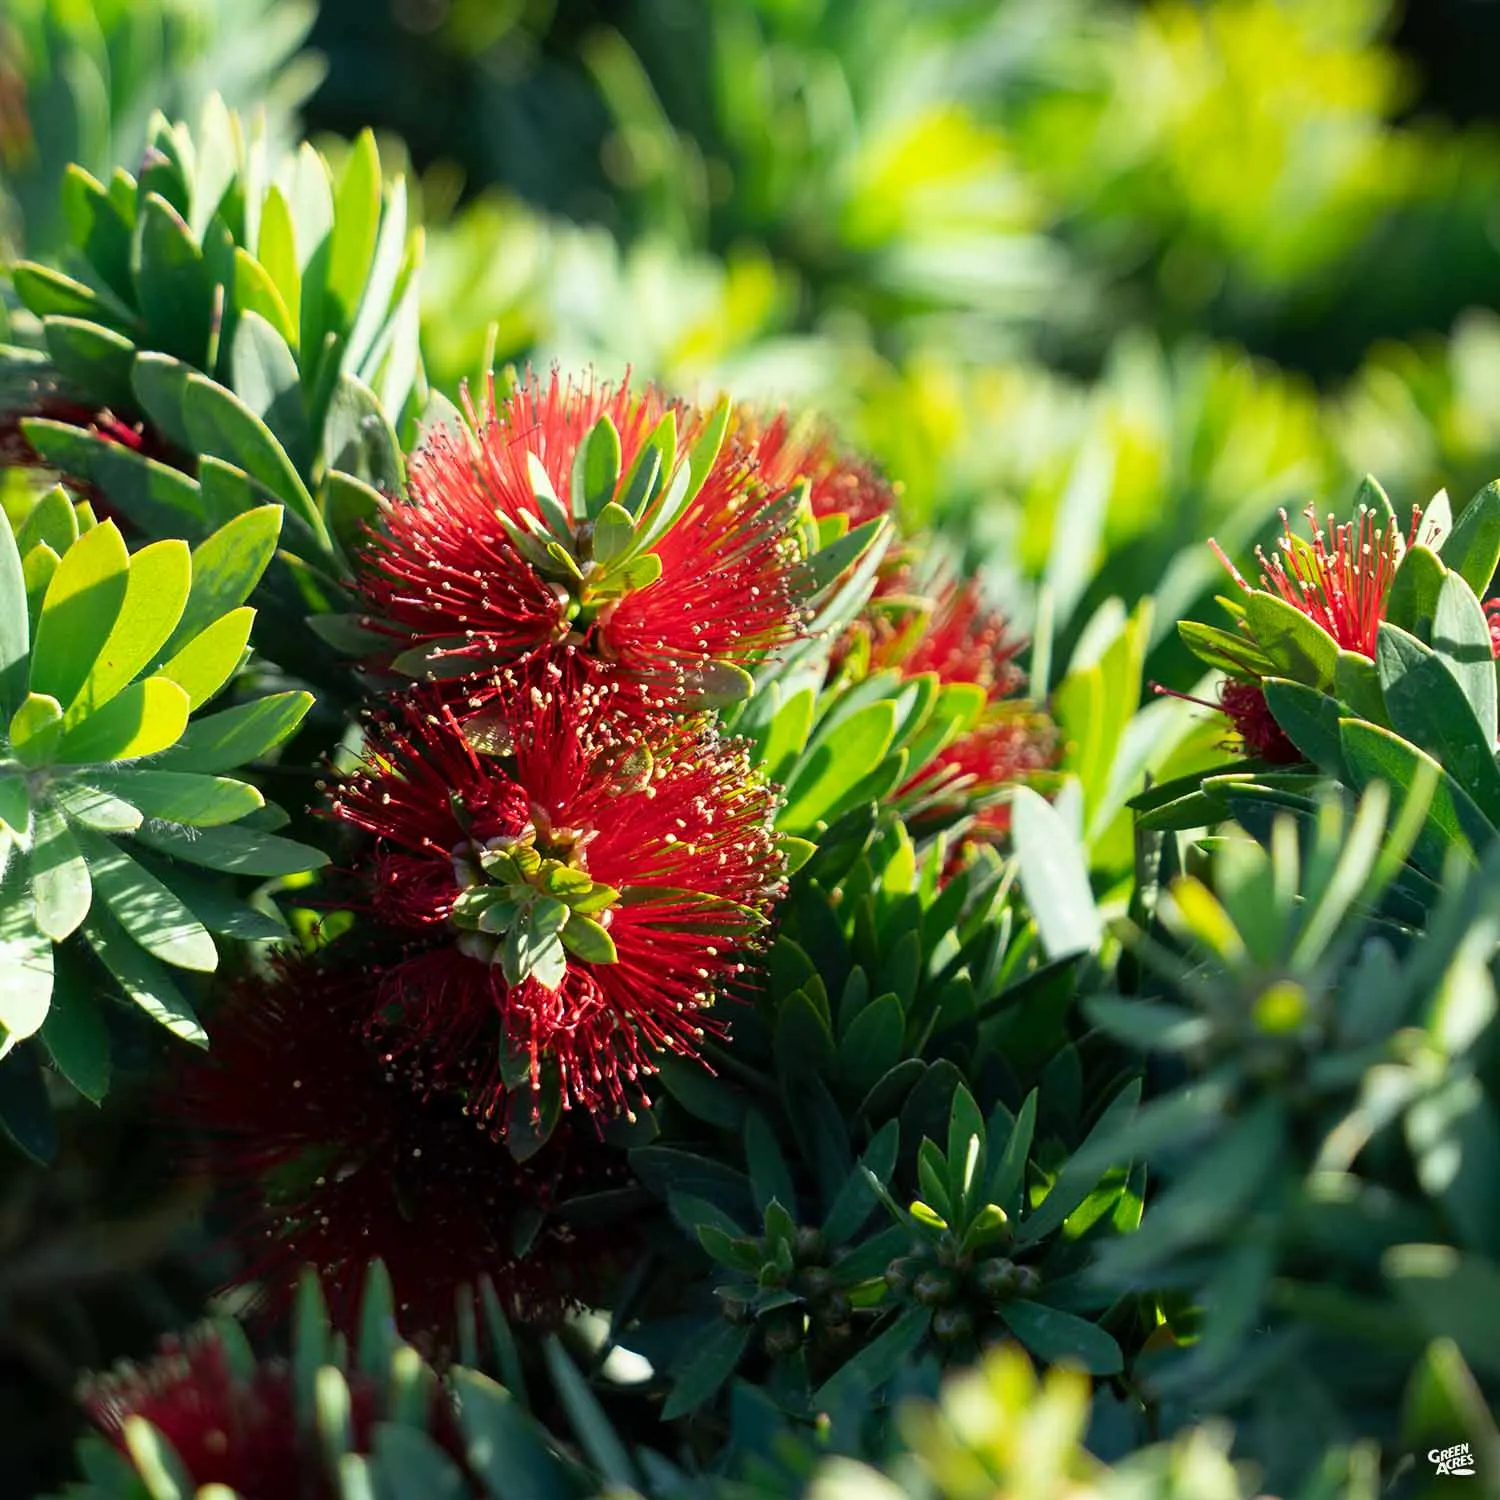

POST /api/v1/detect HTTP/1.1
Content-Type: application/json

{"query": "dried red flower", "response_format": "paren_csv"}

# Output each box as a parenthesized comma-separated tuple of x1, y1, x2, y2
(83, 1330, 385, 1500)
(326, 680, 784, 1122)
(731, 407, 897, 529)
(181, 956, 631, 1351)
(356, 372, 810, 715)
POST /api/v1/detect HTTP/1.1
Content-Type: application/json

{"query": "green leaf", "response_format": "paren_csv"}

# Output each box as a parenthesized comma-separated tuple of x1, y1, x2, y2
(182, 374, 322, 537)
(22, 543, 59, 633)
(990, 1089, 1037, 1219)
(0, 868, 54, 1044)
(134, 193, 214, 365)
(30, 802, 92, 941)
(0, 777, 29, 841)
(53, 782, 142, 833)
(55, 677, 191, 765)
(161, 505, 283, 662)
(780, 700, 898, 831)
(129, 820, 327, 877)
(80, 910, 207, 1046)
(29, 519, 130, 712)
(1178, 619, 1274, 678)
(837, 993, 904, 1101)
(1012, 785, 1102, 958)
(1376, 624, 1500, 816)
(86, 771, 262, 827)
(1386, 1246, 1500, 1380)
(155, 690, 313, 773)
(1259, 677, 1344, 774)
(10, 692, 65, 768)
(543, 1339, 638, 1489)
(129, 852, 288, 942)
(823, 1118, 900, 1245)
(558, 913, 617, 964)
(16, 486, 78, 559)
(686, 395, 731, 504)
(814, 1305, 931, 1408)
(131, 352, 198, 452)
(231, 312, 312, 478)
(77, 831, 217, 971)
(61, 165, 134, 301)
(451, 1368, 576, 1500)
(620, 411, 675, 516)
(999, 1300, 1123, 1375)
(0, 511, 29, 715)
(256, 186, 302, 328)
(40, 968, 110, 1102)
(19, 421, 204, 537)
(573, 415, 623, 521)
(590, 502, 637, 567)
(802, 517, 888, 599)
(1244, 591, 1339, 689)
(326, 131, 383, 332)
(67, 540, 191, 726)
(678, 659, 755, 712)
(0, 1047, 57, 1164)
(1339, 719, 1491, 873)
(662, 1321, 752, 1420)
(1018, 1080, 1142, 1245)
(42, 317, 136, 411)
(1445, 481, 1500, 599)
(12, 262, 126, 325)
(1385, 544, 1448, 643)
(1432, 571, 1499, 746)
(232, 247, 297, 348)
(155, 607, 254, 711)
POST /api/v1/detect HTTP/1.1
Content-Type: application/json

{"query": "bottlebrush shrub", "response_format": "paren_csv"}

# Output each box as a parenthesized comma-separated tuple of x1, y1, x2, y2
(14, 101, 1500, 1500)
(0, 495, 321, 1147)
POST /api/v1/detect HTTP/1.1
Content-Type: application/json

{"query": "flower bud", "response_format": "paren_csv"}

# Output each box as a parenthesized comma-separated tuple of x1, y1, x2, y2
(932, 1307, 973, 1343)
(913, 1269, 957, 1307)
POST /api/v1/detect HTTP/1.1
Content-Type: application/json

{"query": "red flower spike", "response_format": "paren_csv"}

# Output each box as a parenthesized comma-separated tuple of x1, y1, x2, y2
(731, 407, 897, 529)
(357, 371, 810, 714)
(83, 1332, 384, 1500)
(181, 957, 632, 1352)
(328, 683, 785, 1122)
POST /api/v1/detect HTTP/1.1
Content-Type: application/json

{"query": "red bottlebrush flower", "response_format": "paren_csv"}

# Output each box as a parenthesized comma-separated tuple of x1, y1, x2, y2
(83, 1330, 384, 1500)
(181, 956, 633, 1352)
(356, 372, 810, 715)
(327, 680, 785, 1122)
(731, 407, 897, 529)
(1212, 502, 1421, 658)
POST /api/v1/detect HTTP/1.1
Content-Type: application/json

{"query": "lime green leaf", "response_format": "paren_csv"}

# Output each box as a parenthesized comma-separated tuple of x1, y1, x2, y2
(558, 914, 618, 965)
(42, 317, 136, 411)
(29, 519, 130, 712)
(1432, 572, 1498, 746)
(573, 415, 623, 522)
(685, 394, 731, 504)
(81, 910, 206, 1046)
(182, 374, 322, 537)
(155, 607, 254, 710)
(16, 485, 78, 559)
(12, 262, 127, 325)
(22, 543, 60, 632)
(233, 246, 298, 348)
(53, 782, 142, 833)
(803, 517, 888, 598)
(77, 831, 217, 972)
(159, 505, 283, 662)
(326, 130, 382, 331)
(0, 505, 28, 714)
(40, 970, 110, 1102)
(86, 771, 262, 827)
(55, 677, 191, 765)
(10, 693, 65, 769)
(678, 659, 755, 711)
(256, 186, 302, 327)
(130, 820, 328, 877)
(1178, 619, 1274, 678)
(61, 164, 133, 301)
(154, 690, 313, 773)
(19, 421, 205, 537)
(66, 540, 191, 727)
(30, 803, 92, 941)
(1445, 481, 1500, 599)
(345, 177, 410, 374)
(620, 410, 675, 517)
(590, 502, 637, 567)
(0, 869, 54, 1044)
(778, 834, 815, 875)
